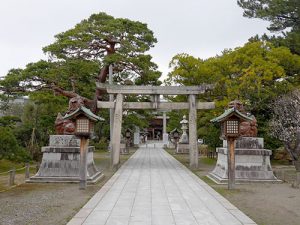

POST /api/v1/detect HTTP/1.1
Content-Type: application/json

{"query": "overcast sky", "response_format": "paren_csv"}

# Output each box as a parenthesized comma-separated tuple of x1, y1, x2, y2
(0, 0, 270, 80)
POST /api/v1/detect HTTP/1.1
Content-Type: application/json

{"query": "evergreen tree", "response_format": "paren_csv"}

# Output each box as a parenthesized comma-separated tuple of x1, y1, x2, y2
(0, 12, 161, 112)
(238, 0, 300, 32)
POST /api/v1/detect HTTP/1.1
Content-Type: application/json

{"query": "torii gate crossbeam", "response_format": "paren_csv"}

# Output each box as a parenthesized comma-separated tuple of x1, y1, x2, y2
(96, 83, 215, 169)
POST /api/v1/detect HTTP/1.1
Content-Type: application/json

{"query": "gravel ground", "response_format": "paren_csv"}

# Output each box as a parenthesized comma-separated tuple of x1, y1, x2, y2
(169, 151, 300, 225)
(222, 182, 300, 225)
(0, 151, 133, 225)
(0, 183, 102, 225)
(1, 149, 300, 225)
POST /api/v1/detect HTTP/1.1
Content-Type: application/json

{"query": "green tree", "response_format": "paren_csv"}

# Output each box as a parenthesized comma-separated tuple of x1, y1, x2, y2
(167, 41, 300, 149)
(238, 0, 300, 32)
(0, 116, 21, 128)
(0, 12, 162, 149)
(249, 32, 300, 55)
(0, 12, 161, 112)
(0, 127, 30, 161)
(0, 127, 19, 159)
(168, 41, 300, 111)
(43, 12, 161, 99)
(238, 0, 300, 57)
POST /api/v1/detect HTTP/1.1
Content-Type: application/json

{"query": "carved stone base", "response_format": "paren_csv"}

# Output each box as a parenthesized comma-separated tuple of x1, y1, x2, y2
(176, 143, 189, 154)
(26, 135, 103, 183)
(163, 133, 169, 147)
(208, 147, 280, 183)
(120, 143, 129, 155)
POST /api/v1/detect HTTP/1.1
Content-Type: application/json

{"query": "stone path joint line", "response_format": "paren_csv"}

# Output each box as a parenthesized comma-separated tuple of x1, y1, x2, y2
(67, 142, 257, 225)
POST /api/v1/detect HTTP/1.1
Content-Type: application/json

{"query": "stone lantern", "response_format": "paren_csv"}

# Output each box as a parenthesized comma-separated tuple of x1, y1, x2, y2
(170, 128, 181, 151)
(179, 115, 189, 144)
(211, 107, 252, 189)
(123, 128, 133, 154)
(172, 128, 180, 140)
(176, 115, 190, 154)
(63, 106, 104, 189)
(125, 128, 132, 140)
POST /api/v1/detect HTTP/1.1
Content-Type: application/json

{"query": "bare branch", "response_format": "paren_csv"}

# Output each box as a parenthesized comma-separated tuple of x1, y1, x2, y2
(270, 89, 300, 161)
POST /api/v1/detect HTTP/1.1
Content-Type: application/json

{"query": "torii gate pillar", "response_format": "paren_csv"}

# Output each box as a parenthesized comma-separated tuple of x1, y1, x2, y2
(189, 94, 198, 169)
(111, 93, 123, 168)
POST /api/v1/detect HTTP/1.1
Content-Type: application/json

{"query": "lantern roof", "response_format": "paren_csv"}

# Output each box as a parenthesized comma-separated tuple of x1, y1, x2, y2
(63, 106, 105, 122)
(170, 128, 181, 134)
(180, 115, 188, 124)
(210, 107, 253, 123)
(125, 128, 133, 133)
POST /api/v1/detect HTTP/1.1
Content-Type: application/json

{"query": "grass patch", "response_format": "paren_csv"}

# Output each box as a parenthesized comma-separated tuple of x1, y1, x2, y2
(199, 157, 217, 166)
(93, 148, 137, 171)
(94, 148, 109, 153)
(271, 159, 292, 166)
(199, 175, 215, 185)
(214, 186, 241, 196)
(200, 175, 241, 196)
(0, 159, 25, 173)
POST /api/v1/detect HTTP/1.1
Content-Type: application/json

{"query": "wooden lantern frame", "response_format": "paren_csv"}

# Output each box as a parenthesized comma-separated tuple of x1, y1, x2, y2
(63, 106, 104, 138)
(75, 115, 95, 138)
(125, 129, 132, 139)
(170, 128, 180, 139)
(211, 107, 253, 139)
(223, 115, 240, 138)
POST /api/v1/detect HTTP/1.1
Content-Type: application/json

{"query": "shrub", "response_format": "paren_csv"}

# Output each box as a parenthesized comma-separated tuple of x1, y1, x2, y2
(92, 137, 109, 151)
(0, 127, 30, 161)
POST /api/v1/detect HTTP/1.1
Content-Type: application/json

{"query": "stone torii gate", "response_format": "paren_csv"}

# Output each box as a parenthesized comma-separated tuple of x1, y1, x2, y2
(96, 83, 215, 169)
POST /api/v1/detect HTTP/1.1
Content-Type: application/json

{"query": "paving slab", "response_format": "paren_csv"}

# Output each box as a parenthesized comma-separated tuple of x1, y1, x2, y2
(67, 143, 257, 225)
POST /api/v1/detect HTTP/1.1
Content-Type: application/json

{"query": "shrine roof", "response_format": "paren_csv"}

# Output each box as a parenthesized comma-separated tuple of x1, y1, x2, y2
(63, 106, 105, 122)
(210, 107, 253, 123)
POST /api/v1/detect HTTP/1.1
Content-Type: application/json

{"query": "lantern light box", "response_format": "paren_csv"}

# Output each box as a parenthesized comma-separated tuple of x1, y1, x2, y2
(63, 106, 104, 138)
(211, 108, 252, 139)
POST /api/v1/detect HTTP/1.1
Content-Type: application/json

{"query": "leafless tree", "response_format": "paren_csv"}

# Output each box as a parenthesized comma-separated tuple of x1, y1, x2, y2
(270, 89, 300, 185)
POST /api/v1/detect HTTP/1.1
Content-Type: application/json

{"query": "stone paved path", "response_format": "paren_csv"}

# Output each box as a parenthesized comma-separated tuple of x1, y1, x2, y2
(67, 143, 256, 225)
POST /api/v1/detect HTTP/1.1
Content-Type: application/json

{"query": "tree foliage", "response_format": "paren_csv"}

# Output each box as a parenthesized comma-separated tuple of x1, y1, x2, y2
(0, 127, 30, 161)
(167, 41, 300, 110)
(238, 0, 300, 32)
(0, 12, 162, 152)
(43, 12, 161, 88)
(0, 12, 161, 113)
(0, 115, 21, 128)
(0, 127, 19, 160)
(249, 32, 300, 56)
(166, 41, 300, 149)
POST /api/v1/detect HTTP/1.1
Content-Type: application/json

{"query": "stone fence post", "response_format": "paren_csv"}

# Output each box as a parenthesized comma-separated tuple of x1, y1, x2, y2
(9, 168, 15, 186)
(36, 163, 40, 173)
(25, 163, 30, 179)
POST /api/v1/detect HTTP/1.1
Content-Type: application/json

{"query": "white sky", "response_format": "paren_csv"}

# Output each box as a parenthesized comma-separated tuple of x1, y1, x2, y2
(0, 0, 270, 80)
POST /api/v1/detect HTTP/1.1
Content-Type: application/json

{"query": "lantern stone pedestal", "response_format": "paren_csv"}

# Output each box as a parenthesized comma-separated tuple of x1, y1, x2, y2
(120, 143, 129, 155)
(133, 126, 140, 146)
(176, 144, 189, 154)
(176, 115, 190, 154)
(163, 133, 169, 146)
(208, 137, 280, 184)
(27, 135, 103, 183)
